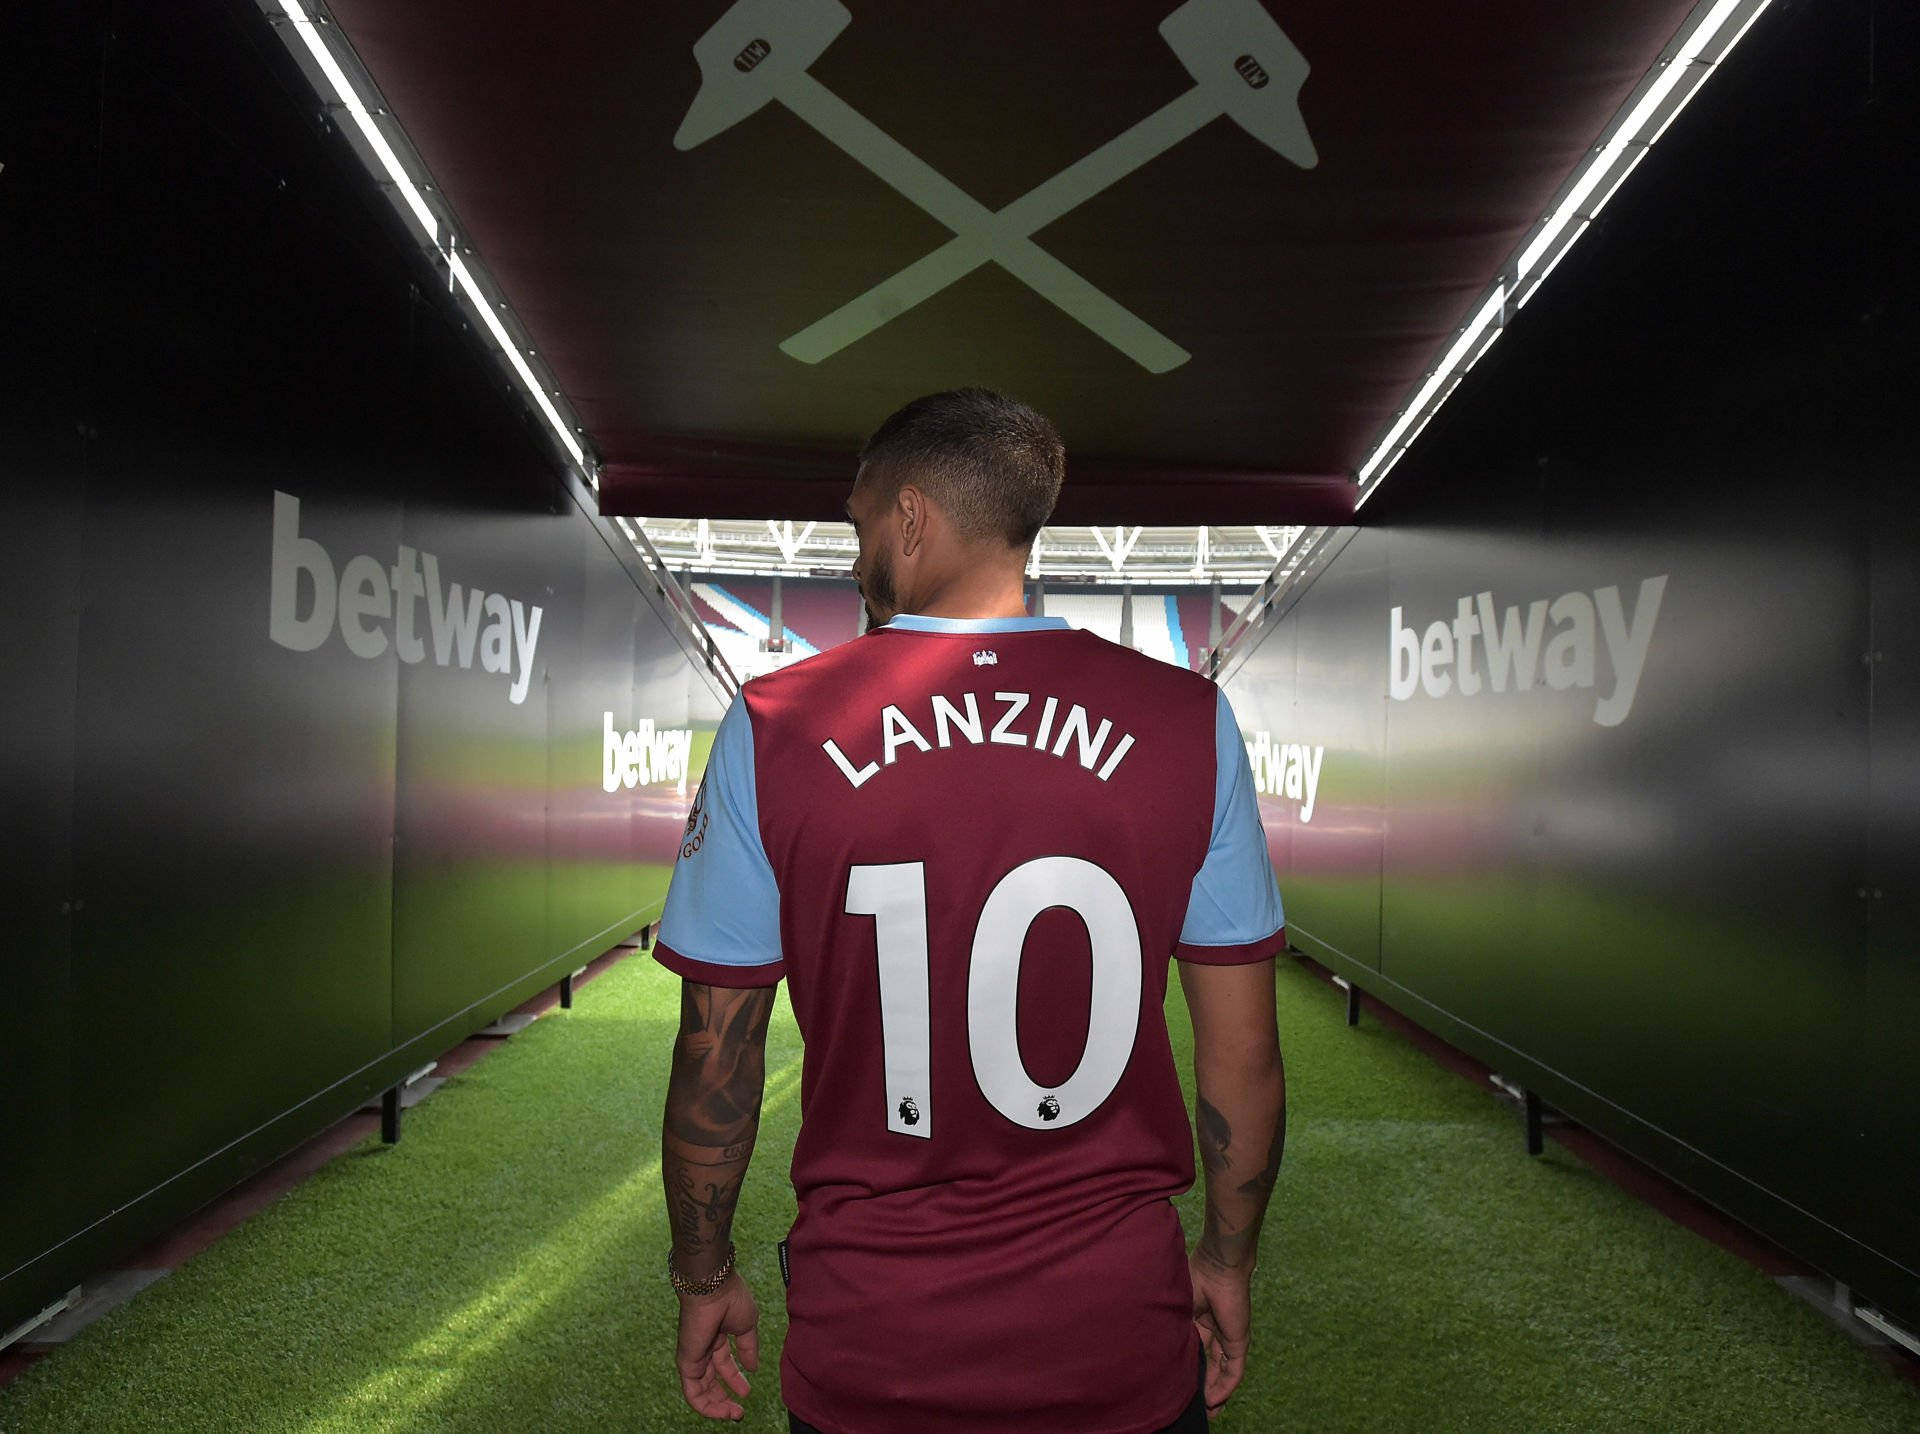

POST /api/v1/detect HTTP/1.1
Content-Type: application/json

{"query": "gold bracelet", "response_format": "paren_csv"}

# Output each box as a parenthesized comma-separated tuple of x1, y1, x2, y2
(667, 1242, 737, 1297)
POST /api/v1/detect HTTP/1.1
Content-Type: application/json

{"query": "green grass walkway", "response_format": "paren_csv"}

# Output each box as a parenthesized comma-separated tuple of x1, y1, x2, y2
(2, 954, 1913, 1432)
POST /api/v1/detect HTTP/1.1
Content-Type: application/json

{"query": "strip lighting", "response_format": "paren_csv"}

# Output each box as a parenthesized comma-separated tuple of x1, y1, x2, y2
(1355, 284, 1506, 492)
(275, 1, 592, 483)
(447, 254, 584, 466)
(1352, 0, 1775, 507)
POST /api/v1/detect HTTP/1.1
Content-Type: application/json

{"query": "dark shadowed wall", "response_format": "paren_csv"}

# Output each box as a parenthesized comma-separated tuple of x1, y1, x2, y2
(0, 3, 721, 1333)
(1220, 0, 1917, 1325)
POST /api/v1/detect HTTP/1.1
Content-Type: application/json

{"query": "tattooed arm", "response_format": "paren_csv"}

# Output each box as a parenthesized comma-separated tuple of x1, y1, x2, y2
(662, 980, 775, 1422)
(1179, 957, 1286, 1416)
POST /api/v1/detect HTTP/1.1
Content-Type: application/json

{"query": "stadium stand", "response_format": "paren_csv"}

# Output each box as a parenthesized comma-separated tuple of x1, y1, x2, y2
(775, 581, 863, 653)
(683, 575, 1249, 675)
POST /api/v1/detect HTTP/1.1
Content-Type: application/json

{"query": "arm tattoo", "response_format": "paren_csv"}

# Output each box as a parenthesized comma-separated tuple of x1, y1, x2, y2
(1201, 1220, 1258, 1271)
(665, 984, 772, 1146)
(1237, 1117, 1285, 1201)
(1196, 1096, 1233, 1174)
(1194, 1075, 1285, 1274)
(662, 983, 774, 1280)
(669, 1167, 747, 1262)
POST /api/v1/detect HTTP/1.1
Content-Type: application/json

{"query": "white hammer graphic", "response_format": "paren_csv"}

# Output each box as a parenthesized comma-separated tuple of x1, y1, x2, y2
(676, 0, 1315, 371)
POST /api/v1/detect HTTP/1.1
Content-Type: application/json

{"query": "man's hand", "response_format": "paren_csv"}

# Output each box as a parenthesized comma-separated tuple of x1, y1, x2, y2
(1189, 1253, 1253, 1417)
(674, 1271, 761, 1421)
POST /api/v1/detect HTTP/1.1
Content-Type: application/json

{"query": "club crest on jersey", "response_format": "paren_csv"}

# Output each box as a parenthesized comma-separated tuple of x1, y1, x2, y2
(973, 650, 998, 666)
(680, 782, 710, 860)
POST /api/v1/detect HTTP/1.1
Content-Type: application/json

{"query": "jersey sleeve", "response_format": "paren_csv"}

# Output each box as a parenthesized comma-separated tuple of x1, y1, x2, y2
(1175, 687, 1286, 963)
(655, 693, 786, 987)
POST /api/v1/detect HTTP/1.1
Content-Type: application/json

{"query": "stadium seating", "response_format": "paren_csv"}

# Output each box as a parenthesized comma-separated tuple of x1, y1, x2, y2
(686, 576, 1251, 676)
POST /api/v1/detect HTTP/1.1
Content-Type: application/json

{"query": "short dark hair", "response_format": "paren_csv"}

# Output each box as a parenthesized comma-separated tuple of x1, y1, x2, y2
(858, 388, 1064, 547)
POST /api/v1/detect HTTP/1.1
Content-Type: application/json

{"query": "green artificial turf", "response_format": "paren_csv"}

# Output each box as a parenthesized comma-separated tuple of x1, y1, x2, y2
(3, 954, 1914, 1432)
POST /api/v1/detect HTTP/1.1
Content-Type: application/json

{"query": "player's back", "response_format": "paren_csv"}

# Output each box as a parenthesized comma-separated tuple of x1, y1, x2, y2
(745, 615, 1224, 1432)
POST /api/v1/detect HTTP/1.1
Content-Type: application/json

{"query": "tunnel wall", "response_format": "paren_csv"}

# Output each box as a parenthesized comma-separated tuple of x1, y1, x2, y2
(1220, 0, 1916, 1325)
(0, 5, 723, 1333)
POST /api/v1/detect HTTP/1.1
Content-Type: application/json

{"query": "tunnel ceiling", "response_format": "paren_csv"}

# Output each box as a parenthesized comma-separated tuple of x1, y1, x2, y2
(322, 0, 1701, 524)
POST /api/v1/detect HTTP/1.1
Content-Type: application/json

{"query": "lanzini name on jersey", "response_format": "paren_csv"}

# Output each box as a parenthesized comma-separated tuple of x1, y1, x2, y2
(821, 690, 1138, 789)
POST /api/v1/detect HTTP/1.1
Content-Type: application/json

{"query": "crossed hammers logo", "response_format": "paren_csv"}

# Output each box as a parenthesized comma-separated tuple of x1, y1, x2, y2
(675, 0, 1317, 373)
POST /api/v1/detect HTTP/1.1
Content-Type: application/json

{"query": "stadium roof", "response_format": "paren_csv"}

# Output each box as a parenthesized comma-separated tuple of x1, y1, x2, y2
(632, 520, 1301, 585)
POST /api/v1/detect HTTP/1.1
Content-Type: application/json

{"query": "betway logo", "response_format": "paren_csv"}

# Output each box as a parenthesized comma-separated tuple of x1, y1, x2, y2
(269, 492, 543, 704)
(602, 713, 694, 792)
(1245, 733, 1324, 822)
(1390, 576, 1667, 728)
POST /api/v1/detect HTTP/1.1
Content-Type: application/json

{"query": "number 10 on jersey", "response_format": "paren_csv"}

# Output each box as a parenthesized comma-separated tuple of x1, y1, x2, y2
(845, 857, 1145, 1139)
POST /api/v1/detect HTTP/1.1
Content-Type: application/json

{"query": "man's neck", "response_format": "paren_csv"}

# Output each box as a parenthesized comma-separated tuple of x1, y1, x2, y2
(902, 564, 1031, 621)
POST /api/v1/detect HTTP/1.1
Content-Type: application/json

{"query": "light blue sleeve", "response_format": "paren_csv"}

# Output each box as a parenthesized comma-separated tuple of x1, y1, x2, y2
(1178, 688, 1286, 951)
(657, 695, 784, 970)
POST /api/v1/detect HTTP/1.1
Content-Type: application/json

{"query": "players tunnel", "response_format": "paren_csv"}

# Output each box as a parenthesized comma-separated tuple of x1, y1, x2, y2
(3, 0, 1915, 1383)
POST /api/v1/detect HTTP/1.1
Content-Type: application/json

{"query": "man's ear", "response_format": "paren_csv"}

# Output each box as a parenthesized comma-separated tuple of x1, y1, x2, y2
(897, 484, 926, 558)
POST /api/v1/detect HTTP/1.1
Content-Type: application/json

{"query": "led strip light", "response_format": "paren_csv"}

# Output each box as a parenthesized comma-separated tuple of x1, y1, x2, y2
(272, 1, 592, 483)
(269, 1, 745, 691)
(1352, 0, 1777, 506)
(1207, 0, 1777, 678)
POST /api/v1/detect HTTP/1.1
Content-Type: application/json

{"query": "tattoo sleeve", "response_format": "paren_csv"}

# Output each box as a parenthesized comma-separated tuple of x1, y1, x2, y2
(1193, 1069, 1286, 1274)
(662, 981, 775, 1283)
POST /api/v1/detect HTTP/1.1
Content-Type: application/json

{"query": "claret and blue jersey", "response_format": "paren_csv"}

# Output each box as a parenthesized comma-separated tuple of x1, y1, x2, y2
(656, 613, 1284, 1434)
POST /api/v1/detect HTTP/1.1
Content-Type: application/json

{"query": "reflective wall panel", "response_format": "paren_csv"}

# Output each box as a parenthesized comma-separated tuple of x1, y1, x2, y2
(1222, 0, 1916, 1327)
(0, 3, 723, 1332)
